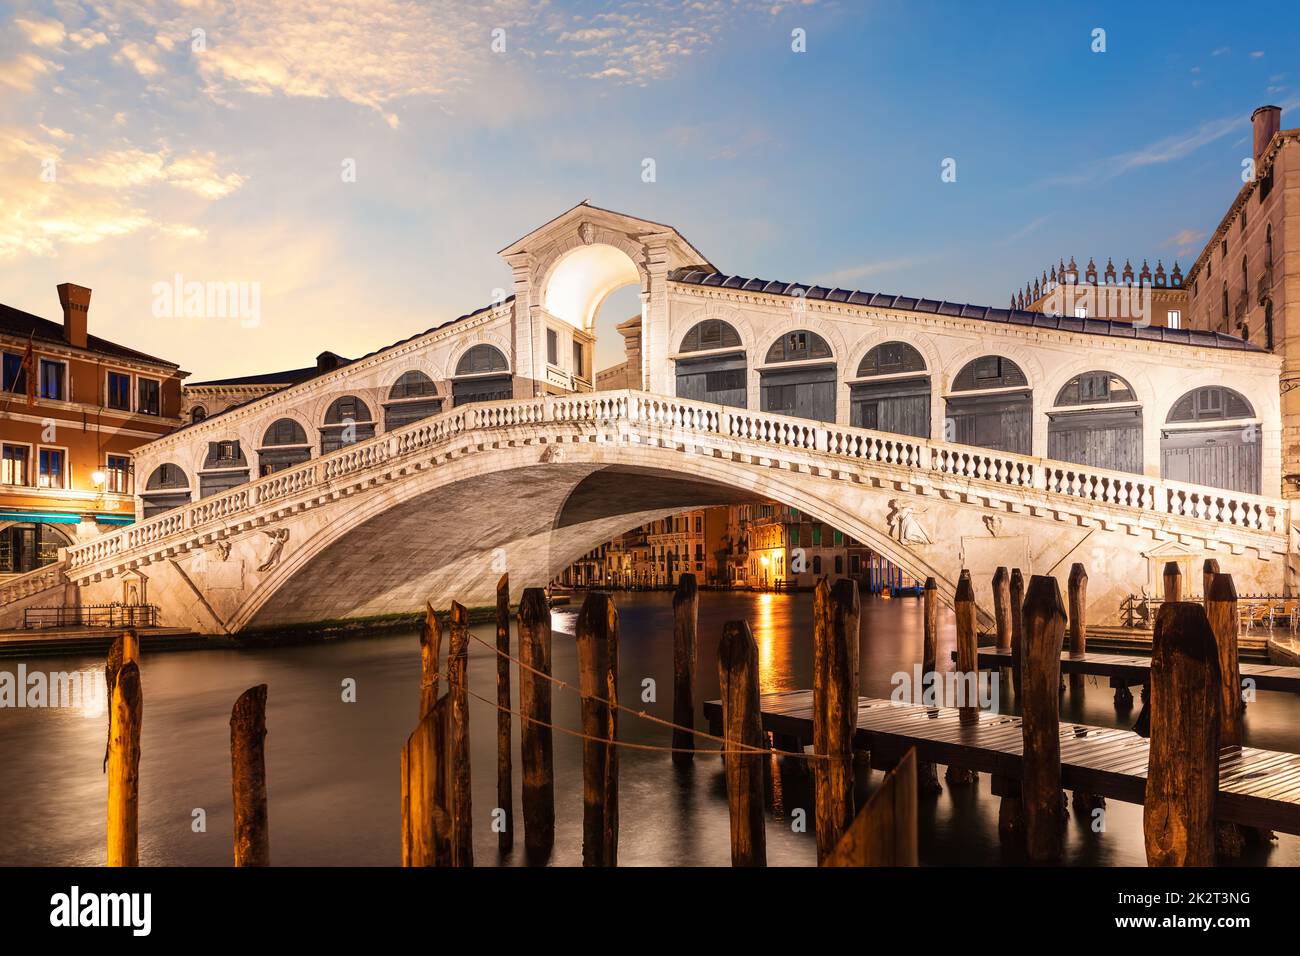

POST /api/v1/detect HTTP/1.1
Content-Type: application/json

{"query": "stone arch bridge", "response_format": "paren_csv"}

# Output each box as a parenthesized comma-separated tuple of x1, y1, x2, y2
(0, 391, 1291, 634)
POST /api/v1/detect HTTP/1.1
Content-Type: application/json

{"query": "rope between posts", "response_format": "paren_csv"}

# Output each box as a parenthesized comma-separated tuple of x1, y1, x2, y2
(446, 675, 830, 759)
(461, 627, 777, 757)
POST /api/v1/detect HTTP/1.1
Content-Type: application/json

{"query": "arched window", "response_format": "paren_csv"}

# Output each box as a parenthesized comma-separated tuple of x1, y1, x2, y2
(321, 396, 376, 453)
(389, 370, 437, 399)
(190, 406, 207, 425)
(259, 418, 311, 476)
(1049, 372, 1142, 473)
(850, 342, 929, 439)
(455, 345, 508, 376)
(141, 463, 191, 517)
(856, 342, 926, 378)
(759, 331, 835, 422)
(764, 330, 832, 364)
(1266, 224, 1274, 270)
(262, 418, 308, 446)
(675, 320, 746, 408)
(1162, 386, 1260, 494)
(679, 320, 741, 353)
(946, 357, 1032, 455)
(452, 346, 512, 406)
(385, 370, 443, 429)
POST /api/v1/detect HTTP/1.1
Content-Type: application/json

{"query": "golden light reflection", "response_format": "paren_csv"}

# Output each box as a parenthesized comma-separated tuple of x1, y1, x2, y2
(756, 591, 780, 693)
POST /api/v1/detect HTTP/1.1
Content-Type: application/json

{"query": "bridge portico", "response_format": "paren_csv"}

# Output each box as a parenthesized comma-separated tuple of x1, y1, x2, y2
(0, 202, 1293, 634)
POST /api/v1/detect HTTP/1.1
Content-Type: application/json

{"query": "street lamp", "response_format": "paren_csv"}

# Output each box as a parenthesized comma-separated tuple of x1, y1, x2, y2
(91, 469, 106, 488)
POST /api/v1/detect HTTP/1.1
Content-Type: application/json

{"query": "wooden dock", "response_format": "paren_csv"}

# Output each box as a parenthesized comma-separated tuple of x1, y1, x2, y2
(703, 690, 1300, 835)
(969, 646, 1300, 692)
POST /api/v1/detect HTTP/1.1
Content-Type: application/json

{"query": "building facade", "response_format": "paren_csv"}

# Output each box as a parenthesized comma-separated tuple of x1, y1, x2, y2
(0, 284, 185, 577)
(1184, 105, 1300, 490)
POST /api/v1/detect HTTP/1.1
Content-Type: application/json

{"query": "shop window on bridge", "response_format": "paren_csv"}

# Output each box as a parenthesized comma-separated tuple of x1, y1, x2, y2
(452, 345, 512, 407)
(675, 320, 746, 408)
(945, 356, 1032, 456)
(850, 341, 930, 439)
(199, 440, 250, 499)
(258, 418, 311, 476)
(384, 370, 443, 430)
(320, 396, 377, 453)
(141, 462, 191, 517)
(1161, 386, 1260, 494)
(0, 522, 68, 574)
(1048, 372, 1143, 475)
(759, 330, 835, 423)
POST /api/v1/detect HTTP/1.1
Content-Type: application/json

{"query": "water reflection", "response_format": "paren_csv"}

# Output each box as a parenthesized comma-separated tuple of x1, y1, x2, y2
(0, 590, 1296, 866)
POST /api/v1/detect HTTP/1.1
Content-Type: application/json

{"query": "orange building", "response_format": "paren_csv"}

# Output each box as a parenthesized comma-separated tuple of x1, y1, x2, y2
(0, 284, 186, 577)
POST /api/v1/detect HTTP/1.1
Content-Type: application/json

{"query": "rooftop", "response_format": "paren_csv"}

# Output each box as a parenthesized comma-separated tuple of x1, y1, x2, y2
(0, 301, 181, 369)
(669, 269, 1261, 353)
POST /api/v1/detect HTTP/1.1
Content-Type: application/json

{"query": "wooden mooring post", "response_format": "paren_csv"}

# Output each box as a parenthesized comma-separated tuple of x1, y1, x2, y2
(447, 601, 473, 867)
(106, 659, 142, 867)
(1207, 573, 1248, 857)
(1144, 602, 1221, 866)
(1067, 563, 1087, 694)
(231, 684, 270, 867)
(517, 588, 555, 859)
(918, 577, 942, 795)
(992, 567, 1011, 655)
(946, 570, 978, 785)
(400, 704, 442, 866)
(1021, 575, 1067, 863)
(672, 573, 699, 766)
(576, 592, 619, 867)
(718, 619, 766, 867)
(495, 574, 513, 853)
(1163, 561, 1182, 602)
(1202, 558, 1219, 610)
(813, 578, 860, 863)
(823, 748, 918, 867)
(1009, 568, 1025, 698)
(103, 630, 140, 772)
(418, 603, 441, 720)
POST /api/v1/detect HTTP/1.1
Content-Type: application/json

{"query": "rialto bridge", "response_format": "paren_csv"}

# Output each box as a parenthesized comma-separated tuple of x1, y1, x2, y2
(0, 203, 1293, 634)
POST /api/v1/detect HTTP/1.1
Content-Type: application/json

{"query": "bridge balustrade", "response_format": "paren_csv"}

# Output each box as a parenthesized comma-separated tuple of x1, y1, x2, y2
(58, 389, 1289, 578)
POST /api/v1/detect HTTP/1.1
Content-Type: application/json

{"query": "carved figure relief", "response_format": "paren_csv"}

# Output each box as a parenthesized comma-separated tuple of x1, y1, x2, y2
(888, 499, 932, 545)
(256, 528, 291, 573)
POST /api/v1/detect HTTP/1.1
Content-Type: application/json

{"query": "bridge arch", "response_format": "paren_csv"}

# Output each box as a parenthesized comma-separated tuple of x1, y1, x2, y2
(531, 228, 650, 331)
(227, 438, 963, 634)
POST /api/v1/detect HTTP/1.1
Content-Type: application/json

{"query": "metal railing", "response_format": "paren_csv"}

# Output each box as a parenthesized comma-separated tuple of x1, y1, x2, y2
(63, 389, 1291, 576)
(22, 603, 160, 629)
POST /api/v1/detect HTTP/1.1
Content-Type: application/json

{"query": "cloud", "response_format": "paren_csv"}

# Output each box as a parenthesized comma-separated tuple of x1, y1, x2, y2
(1250, 51, 1265, 59)
(14, 17, 66, 47)
(0, 53, 59, 92)
(116, 40, 165, 78)
(1163, 228, 1205, 255)
(1042, 113, 1247, 185)
(0, 127, 244, 259)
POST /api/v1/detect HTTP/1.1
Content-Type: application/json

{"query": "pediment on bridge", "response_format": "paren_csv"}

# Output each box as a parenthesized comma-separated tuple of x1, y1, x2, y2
(497, 200, 715, 273)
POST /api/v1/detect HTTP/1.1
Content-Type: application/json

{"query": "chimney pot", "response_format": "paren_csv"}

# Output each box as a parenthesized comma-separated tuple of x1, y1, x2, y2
(56, 283, 91, 349)
(1252, 105, 1281, 164)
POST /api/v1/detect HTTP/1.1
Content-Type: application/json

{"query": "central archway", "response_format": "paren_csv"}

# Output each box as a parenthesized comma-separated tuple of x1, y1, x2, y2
(539, 242, 646, 391)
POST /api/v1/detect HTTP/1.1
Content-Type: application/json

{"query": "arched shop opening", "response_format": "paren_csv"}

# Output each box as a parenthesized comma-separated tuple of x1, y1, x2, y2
(759, 330, 836, 423)
(384, 371, 443, 430)
(945, 356, 1032, 455)
(1048, 371, 1142, 474)
(849, 341, 929, 439)
(141, 463, 191, 517)
(320, 396, 376, 453)
(452, 346, 513, 406)
(1161, 386, 1261, 494)
(258, 418, 312, 477)
(674, 319, 746, 407)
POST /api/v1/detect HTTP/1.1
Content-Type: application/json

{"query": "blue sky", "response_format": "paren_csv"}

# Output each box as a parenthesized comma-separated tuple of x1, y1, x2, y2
(1, 0, 1297, 377)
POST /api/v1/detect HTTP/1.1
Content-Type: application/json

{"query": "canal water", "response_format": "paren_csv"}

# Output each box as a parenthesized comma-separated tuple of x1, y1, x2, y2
(2, 590, 1297, 867)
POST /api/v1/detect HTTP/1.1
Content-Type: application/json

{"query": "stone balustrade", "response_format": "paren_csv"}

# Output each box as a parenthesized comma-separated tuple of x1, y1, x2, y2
(55, 388, 1290, 585)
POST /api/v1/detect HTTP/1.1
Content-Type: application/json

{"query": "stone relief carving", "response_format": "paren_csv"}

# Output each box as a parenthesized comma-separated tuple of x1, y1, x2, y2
(983, 515, 1004, 537)
(213, 540, 232, 561)
(579, 221, 595, 245)
(539, 444, 564, 464)
(256, 529, 291, 573)
(888, 499, 932, 545)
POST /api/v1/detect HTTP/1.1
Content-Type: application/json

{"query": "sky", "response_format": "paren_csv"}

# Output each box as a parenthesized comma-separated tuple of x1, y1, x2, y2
(1, 0, 1297, 379)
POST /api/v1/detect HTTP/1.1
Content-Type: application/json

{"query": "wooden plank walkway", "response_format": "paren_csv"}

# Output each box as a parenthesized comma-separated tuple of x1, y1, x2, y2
(968, 646, 1300, 692)
(702, 690, 1300, 835)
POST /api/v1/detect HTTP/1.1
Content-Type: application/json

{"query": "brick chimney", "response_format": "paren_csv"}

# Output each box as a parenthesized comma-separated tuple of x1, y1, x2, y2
(56, 283, 91, 349)
(1253, 105, 1282, 164)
